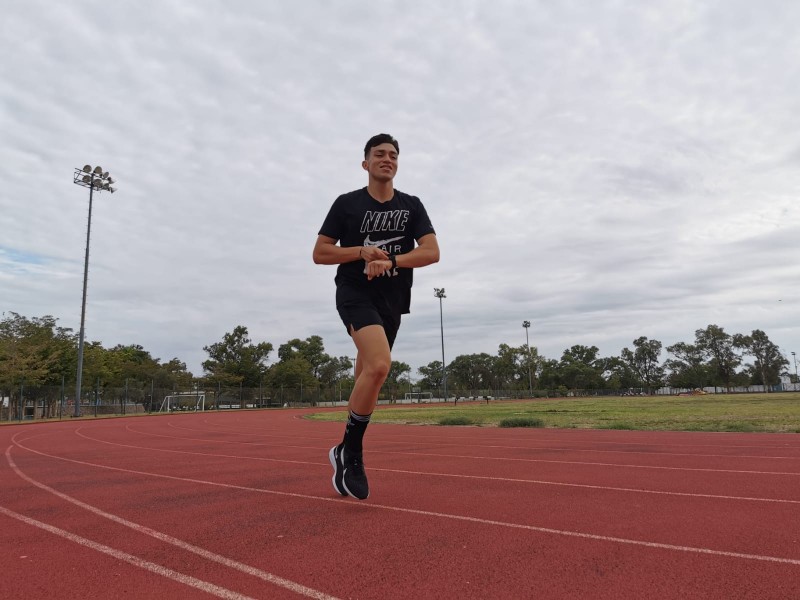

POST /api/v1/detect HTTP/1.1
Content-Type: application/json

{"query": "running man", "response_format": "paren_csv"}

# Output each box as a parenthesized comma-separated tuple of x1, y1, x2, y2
(312, 133, 440, 499)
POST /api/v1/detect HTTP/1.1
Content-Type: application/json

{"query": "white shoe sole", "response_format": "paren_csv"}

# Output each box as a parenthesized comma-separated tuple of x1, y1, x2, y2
(329, 446, 346, 496)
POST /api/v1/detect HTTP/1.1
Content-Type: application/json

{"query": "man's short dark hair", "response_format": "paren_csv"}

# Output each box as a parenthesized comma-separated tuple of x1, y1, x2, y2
(364, 133, 399, 159)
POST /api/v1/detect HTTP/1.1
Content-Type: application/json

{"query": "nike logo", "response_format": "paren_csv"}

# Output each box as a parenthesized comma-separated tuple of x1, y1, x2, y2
(363, 235, 404, 247)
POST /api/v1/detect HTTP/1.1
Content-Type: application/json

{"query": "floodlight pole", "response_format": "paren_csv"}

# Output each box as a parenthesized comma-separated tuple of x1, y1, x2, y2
(792, 351, 798, 385)
(434, 288, 447, 401)
(74, 182, 94, 417)
(72, 166, 116, 417)
(523, 320, 533, 397)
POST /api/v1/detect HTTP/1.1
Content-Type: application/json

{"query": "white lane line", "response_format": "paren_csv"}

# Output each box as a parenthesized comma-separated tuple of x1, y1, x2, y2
(79, 415, 800, 462)
(94, 425, 800, 478)
(4, 446, 340, 600)
(379, 442, 800, 461)
(12, 435, 800, 567)
(371, 466, 800, 505)
(363, 430, 800, 452)
(159, 421, 800, 462)
(380, 449, 800, 476)
(0, 505, 257, 600)
(72, 428, 800, 503)
(185, 413, 800, 452)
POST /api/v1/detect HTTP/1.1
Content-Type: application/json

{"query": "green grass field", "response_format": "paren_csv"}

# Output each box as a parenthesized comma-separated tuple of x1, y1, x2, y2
(307, 392, 800, 433)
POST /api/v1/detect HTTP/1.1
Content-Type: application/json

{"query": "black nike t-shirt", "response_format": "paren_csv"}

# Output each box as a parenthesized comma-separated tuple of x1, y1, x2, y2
(318, 187, 435, 314)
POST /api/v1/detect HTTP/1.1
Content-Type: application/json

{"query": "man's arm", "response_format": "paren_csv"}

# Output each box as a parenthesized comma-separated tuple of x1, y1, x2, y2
(395, 233, 440, 268)
(363, 233, 439, 280)
(312, 235, 387, 265)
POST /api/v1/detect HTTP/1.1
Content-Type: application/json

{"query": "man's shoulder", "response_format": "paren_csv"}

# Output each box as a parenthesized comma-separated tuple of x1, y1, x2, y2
(393, 189, 423, 205)
(336, 188, 367, 202)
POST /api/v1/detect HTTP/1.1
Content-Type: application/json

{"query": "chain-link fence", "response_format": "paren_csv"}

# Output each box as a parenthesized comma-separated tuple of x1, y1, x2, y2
(1, 382, 403, 421)
(0, 383, 522, 421)
(2, 382, 790, 422)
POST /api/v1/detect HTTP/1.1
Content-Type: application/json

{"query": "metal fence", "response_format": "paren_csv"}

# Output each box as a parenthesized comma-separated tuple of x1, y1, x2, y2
(2, 382, 795, 422)
(1, 382, 411, 421)
(0, 383, 545, 421)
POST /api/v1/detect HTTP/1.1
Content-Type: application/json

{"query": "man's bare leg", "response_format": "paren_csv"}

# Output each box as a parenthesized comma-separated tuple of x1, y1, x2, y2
(329, 324, 390, 500)
(349, 324, 391, 415)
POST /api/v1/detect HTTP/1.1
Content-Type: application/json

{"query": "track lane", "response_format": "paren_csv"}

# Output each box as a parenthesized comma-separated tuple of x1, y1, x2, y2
(2, 409, 799, 599)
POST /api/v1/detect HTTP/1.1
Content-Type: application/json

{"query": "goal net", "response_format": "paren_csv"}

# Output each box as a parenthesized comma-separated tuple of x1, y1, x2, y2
(403, 392, 433, 403)
(160, 392, 206, 412)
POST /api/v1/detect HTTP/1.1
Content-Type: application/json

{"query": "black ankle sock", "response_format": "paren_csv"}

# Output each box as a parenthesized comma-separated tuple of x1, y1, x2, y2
(343, 410, 371, 454)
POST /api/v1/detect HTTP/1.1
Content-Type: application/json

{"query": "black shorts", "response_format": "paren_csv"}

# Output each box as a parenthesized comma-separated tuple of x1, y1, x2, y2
(336, 285, 402, 349)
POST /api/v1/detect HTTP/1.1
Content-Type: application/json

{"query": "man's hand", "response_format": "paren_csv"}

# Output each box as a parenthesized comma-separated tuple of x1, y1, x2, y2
(365, 259, 393, 280)
(360, 246, 388, 262)
(361, 245, 391, 280)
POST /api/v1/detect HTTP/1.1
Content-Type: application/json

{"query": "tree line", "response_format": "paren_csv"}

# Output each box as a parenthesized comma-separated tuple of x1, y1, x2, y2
(0, 312, 794, 405)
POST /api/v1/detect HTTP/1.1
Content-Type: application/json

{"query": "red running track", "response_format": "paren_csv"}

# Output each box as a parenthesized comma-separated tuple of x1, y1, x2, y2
(1, 409, 799, 599)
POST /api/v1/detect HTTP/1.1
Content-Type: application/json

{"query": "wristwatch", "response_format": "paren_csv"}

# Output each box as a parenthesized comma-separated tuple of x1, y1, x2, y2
(389, 254, 397, 269)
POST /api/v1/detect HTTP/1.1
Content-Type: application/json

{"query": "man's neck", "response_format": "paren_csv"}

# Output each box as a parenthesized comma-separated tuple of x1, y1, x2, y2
(367, 180, 394, 203)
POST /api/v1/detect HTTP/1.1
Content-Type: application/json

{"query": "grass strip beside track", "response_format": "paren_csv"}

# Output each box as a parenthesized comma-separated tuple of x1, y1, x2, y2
(307, 393, 800, 432)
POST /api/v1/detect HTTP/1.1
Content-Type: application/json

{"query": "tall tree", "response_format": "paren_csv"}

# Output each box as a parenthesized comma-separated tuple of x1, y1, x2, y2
(559, 345, 605, 391)
(665, 342, 709, 390)
(278, 336, 330, 380)
(156, 358, 195, 389)
(694, 325, 741, 391)
(268, 357, 317, 389)
(620, 337, 665, 394)
(104, 344, 161, 386)
(447, 353, 494, 391)
(202, 326, 272, 386)
(0, 313, 75, 388)
(417, 360, 443, 389)
(494, 343, 537, 390)
(537, 358, 562, 390)
(733, 330, 788, 391)
(317, 356, 353, 386)
(601, 356, 640, 392)
(81, 340, 119, 391)
(0, 313, 77, 418)
(386, 361, 411, 387)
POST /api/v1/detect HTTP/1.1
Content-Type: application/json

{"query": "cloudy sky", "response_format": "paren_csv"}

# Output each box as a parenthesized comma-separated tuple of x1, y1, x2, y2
(2, 0, 799, 379)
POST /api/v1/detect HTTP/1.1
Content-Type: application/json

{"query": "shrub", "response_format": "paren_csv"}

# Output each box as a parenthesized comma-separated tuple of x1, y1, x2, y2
(498, 417, 543, 428)
(722, 422, 757, 432)
(438, 416, 474, 426)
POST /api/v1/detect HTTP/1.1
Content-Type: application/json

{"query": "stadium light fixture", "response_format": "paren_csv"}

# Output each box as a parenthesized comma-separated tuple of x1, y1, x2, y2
(792, 351, 798, 385)
(72, 165, 118, 417)
(434, 288, 447, 401)
(522, 321, 533, 398)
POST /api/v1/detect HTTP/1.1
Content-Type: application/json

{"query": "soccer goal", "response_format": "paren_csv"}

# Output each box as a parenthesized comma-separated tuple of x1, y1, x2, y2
(403, 392, 433, 403)
(159, 392, 206, 412)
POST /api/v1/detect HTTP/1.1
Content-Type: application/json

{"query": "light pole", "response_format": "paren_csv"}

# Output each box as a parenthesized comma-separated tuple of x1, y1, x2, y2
(72, 165, 116, 417)
(522, 320, 533, 397)
(792, 351, 798, 386)
(434, 288, 447, 401)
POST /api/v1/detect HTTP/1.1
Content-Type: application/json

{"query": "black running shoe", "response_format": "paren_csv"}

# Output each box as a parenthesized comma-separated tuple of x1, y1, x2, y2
(329, 444, 346, 496)
(341, 448, 369, 500)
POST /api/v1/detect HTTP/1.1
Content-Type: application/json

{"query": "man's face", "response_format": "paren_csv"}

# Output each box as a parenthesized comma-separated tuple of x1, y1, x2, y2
(362, 143, 398, 182)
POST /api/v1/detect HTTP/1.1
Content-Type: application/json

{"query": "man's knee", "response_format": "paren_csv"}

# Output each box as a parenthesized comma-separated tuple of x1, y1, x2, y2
(362, 357, 390, 382)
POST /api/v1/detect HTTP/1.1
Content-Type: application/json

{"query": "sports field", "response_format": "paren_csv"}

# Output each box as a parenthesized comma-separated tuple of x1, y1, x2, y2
(2, 406, 799, 598)
(310, 392, 800, 433)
